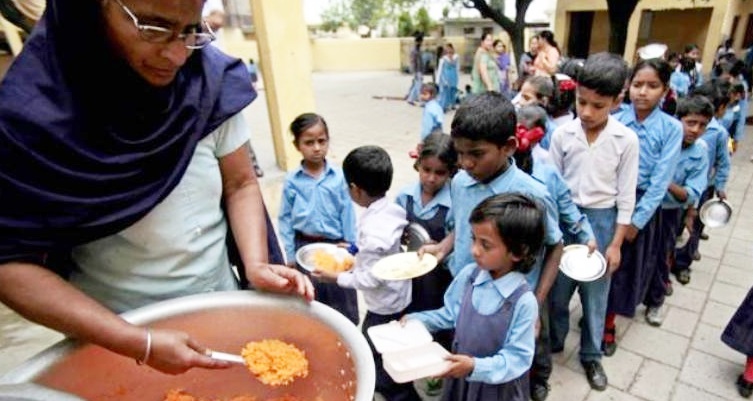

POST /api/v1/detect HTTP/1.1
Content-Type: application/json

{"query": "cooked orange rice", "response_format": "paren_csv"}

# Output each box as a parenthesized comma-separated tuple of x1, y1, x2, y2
(241, 339, 309, 386)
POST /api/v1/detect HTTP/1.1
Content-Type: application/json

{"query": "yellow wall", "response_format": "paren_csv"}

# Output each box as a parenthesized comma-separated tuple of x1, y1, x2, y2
(311, 38, 402, 71)
(556, 0, 738, 74)
(643, 8, 711, 56)
(588, 11, 610, 54)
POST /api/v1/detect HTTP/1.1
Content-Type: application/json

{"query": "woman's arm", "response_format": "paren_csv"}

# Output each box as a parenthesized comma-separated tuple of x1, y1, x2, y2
(0, 263, 227, 373)
(219, 144, 314, 301)
(477, 52, 494, 91)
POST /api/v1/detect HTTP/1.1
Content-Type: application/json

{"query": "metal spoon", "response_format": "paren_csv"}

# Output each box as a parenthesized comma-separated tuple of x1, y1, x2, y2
(208, 351, 245, 365)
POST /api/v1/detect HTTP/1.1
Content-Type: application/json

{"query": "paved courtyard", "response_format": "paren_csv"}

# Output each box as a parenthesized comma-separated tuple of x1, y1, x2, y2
(2, 70, 753, 401)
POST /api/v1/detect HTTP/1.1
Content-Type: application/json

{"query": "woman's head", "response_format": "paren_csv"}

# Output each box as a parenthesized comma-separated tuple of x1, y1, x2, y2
(469, 193, 545, 275)
(480, 32, 494, 50)
(444, 43, 455, 55)
(629, 58, 671, 114)
(493, 39, 506, 54)
(416, 132, 457, 196)
(529, 35, 539, 54)
(684, 44, 700, 61)
(538, 30, 558, 50)
(101, 0, 213, 87)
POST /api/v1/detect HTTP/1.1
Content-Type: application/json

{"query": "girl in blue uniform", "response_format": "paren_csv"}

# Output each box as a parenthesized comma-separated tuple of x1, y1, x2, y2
(605, 58, 683, 354)
(278, 113, 358, 324)
(396, 132, 456, 343)
(405, 193, 544, 401)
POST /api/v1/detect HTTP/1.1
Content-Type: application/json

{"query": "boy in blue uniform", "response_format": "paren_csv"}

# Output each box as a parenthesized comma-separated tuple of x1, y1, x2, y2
(549, 52, 640, 391)
(644, 96, 710, 326)
(674, 82, 731, 283)
(405, 193, 544, 401)
(278, 113, 358, 324)
(420, 83, 444, 141)
(315, 146, 420, 401)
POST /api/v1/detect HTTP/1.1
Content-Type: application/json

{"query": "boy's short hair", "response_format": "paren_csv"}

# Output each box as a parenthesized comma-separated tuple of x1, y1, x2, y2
(578, 52, 628, 97)
(691, 80, 731, 112)
(731, 81, 746, 95)
(342, 146, 393, 197)
(420, 82, 438, 98)
(676, 95, 714, 119)
(450, 92, 516, 146)
(469, 193, 545, 274)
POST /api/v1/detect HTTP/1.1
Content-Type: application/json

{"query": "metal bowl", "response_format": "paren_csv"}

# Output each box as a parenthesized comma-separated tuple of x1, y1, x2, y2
(402, 223, 432, 252)
(699, 198, 733, 229)
(0, 291, 375, 401)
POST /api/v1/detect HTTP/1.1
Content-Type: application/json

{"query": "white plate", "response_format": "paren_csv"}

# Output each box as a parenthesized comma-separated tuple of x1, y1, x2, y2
(371, 252, 438, 281)
(366, 320, 433, 354)
(295, 243, 353, 272)
(699, 198, 732, 229)
(675, 227, 691, 249)
(382, 342, 451, 383)
(559, 244, 606, 282)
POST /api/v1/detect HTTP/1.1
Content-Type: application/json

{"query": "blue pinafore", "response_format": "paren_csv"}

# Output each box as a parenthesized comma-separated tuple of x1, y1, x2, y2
(442, 269, 530, 401)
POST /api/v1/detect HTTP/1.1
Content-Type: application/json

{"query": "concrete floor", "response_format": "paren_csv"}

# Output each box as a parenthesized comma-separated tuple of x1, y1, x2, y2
(2, 64, 753, 400)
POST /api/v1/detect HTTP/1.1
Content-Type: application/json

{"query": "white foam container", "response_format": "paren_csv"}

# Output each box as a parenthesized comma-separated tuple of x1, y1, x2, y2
(367, 320, 451, 383)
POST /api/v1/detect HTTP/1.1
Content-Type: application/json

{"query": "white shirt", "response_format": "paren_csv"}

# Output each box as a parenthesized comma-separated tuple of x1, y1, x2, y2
(70, 114, 250, 313)
(337, 197, 411, 315)
(549, 116, 640, 225)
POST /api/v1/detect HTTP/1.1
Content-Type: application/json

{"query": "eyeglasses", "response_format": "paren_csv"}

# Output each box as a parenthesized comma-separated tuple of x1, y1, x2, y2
(113, 0, 215, 49)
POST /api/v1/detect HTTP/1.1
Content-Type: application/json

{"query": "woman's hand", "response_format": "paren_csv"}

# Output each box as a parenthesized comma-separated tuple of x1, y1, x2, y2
(145, 328, 233, 375)
(247, 263, 314, 302)
(440, 354, 474, 378)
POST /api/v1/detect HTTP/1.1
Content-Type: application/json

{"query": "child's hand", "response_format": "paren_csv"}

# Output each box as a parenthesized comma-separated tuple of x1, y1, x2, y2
(585, 239, 597, 256)
(440, 354, 474, 378)
(418, 243, 445, 262)
(312, 269, 338, 283)
(399, 315, 411, 326)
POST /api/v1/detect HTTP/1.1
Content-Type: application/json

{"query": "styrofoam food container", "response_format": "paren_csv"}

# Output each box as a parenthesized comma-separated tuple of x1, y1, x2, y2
(367, 320, 451, 383)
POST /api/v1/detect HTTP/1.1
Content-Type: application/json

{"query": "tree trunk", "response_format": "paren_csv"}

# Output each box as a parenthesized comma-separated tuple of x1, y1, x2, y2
(606, 0, 639, 56)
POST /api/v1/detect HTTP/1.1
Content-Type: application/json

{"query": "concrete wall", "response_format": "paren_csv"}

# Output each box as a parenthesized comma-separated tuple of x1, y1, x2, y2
(589, 11, 610, 54)
(310, 37, 402, 71)
(555, 0, 742, 74)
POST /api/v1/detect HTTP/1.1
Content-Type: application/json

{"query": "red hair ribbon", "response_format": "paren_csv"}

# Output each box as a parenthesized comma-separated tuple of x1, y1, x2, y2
(516, 124, 545, 152)
(558, 79, 576, 91)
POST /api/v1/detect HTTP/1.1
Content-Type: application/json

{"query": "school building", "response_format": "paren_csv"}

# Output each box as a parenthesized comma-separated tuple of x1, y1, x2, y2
(555, 0, 753, 74)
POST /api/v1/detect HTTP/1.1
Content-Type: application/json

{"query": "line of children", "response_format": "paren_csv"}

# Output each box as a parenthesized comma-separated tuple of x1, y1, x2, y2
(405, 193, 545, 401)
(314, 145, 422, 401)
(605, 57, 683, 356)
(674, 81, 731, 283)
(277, 113, 359, 324)
(549, 52, 640, 391)
(642, 95, 710, 326)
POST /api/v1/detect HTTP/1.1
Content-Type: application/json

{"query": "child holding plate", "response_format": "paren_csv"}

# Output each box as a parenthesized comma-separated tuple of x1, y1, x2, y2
(314, 146, 421, 401)
(404, 193, 544, 401)
(278, 113, 358, 324)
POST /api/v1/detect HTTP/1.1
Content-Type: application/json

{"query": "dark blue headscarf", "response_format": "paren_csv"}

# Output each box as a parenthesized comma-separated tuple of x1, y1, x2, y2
(0, 0, 256, 266)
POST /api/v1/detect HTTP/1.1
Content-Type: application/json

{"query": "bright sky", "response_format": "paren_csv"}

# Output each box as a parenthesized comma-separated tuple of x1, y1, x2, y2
(302, 0, 555, 25)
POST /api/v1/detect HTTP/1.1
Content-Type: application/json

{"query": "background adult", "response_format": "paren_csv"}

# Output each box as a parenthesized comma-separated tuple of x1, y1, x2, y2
(406, 32, 424, 105)
(494, 39, 511, 98)
(533, 30, 560, 76)
(436, 42, 459, 111)
(470, 32, 500, 94)
(0, 0, 312, 376)
(516, 35, 539, 90)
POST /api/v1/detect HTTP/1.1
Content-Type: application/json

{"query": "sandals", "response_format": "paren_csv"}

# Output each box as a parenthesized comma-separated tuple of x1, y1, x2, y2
(675, 269, 691, 285)
(601, 327, 617, 357)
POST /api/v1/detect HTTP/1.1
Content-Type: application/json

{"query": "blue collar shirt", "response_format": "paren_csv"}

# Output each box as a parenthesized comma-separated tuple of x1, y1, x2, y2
(662, 141, 709, 209)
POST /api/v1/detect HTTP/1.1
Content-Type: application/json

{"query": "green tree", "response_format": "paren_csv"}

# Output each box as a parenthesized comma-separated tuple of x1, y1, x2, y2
(351, 0, 387, 31)
(456, 0, 533, 66)
(397, 11, 415, 37)
(606, 0, 640, 55)
(414, 6, 434, 35)
(320, 0, 351, 32)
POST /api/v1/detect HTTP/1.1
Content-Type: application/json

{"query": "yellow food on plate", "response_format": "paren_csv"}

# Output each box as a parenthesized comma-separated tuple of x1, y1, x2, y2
(311, 249, 353, 273)
(241, 339, 309, 386)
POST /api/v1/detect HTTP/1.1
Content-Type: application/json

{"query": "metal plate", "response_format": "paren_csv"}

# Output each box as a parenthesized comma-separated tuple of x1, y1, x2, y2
(295, 243, 353, 272)
(371, 252, 438, 281)
(559, 244, 606, 282)
(402, 223, 432, 251)
(699, 199, 732, 229)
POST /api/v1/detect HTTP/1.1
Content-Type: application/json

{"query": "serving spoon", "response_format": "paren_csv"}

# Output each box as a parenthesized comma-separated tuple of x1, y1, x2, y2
(208, 350, 245, 365)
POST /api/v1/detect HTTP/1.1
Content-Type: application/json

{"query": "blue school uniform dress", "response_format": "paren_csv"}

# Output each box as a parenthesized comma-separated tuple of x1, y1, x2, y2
(675, 118, 731, 270)
(278, 162, 359, 324)
(645, 141, 708, 309)
(438, 55, 459, 111)
(538, 116, 557, 151)
(421, 99, 444, 140)
(449, 160, 563, 279)
(610, 106, 682, 317)
(396, 182, 454, 310)
(669, 71, 691, 97)
(408, 267, 537, 401)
